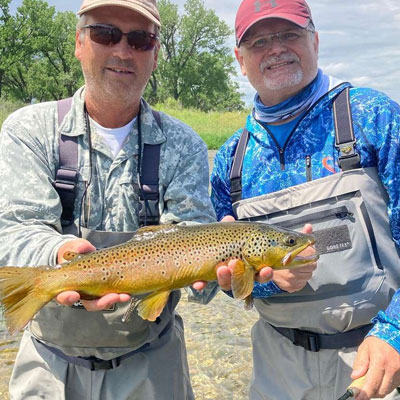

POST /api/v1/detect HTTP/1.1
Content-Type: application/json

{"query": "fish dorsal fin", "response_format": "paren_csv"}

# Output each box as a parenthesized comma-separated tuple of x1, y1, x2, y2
(134, 224, 176, 236)
(63, 251, 79, 261)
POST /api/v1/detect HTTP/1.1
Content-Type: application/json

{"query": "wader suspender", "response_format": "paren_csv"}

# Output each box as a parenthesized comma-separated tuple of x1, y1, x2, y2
(54, 98, 162, 227)
(229, 87, 361, 204)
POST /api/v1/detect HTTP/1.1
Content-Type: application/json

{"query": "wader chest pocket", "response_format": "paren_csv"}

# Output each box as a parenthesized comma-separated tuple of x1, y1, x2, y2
(235, 184, 386, 303)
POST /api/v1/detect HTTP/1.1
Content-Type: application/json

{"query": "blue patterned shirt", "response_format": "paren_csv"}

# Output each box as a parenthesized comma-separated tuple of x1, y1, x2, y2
(211, 83, 400, 349)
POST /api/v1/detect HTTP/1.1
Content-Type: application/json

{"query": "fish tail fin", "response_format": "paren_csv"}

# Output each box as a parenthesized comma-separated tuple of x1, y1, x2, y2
(0, 266, 52, 335)
(231, 260, 255, 300)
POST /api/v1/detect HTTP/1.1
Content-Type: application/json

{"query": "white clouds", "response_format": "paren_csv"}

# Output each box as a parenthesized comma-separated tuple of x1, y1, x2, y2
(180, 0, 400, 104)
(10, 0, 400, 104)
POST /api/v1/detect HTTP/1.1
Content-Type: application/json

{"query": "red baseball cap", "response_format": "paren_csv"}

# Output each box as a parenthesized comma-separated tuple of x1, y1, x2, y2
(235, 0, 313, 45)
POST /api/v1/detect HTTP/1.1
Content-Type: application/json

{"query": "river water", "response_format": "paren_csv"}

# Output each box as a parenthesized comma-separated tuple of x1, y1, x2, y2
(0, 292, 258, 399)
(0, 150, 260, 399)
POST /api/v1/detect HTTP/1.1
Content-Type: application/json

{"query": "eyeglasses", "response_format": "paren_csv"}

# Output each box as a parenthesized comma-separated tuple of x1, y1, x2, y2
(82, 24, 159, 51)
(241, 28, 313, 50)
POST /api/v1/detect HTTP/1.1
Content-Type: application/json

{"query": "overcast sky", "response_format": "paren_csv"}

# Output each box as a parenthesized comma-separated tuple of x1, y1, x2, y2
(9, 0, 400, 104)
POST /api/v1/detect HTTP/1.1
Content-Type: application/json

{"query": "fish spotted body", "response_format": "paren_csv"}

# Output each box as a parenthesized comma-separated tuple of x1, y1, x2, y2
(0, 222, 317, 334)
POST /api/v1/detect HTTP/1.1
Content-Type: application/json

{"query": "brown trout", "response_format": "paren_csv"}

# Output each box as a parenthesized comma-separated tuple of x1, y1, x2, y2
(0, 222, 317, 335)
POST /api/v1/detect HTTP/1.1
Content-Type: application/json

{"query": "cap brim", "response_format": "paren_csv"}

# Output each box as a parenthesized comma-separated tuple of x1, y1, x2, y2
(77, 1, 161, 27)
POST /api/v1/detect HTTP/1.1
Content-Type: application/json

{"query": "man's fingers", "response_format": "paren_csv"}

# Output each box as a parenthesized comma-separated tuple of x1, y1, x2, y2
(352, 347, 370, 380)
(58, 238, 96, 264)
(217, 265, 232, 291)
(356, 370, 384, 400)
(256, 267, 273, 283)
(221, 215, 236, 222)
(301, 223, 312, 234)
(56, 291, 81, 306)
(192, 281, 208, 291)
(81, 293, 131, 311)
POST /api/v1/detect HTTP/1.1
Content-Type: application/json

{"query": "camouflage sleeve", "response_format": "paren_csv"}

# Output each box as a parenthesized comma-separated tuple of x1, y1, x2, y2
(0, 109, 76, 267)
(160, 137, 216, 225)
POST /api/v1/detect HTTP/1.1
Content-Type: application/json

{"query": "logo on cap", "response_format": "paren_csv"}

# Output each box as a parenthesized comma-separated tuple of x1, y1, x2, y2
(254, 0, 278, 13)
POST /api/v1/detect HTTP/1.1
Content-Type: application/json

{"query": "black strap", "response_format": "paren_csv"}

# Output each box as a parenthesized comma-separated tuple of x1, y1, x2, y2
(55, 98, 78, 226)
(55, 99, 162, 227)
(139, 141, 161, 227)
(138, 110, 161, 227)
(333, 87, 361, 171)
(229, 128, 250, 204)
(270, 323, 373, 352)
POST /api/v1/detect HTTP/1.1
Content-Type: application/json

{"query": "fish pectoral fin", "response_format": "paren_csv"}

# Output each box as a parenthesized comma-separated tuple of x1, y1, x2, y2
(231, 260, 255, 300)
(136, 291, 171, 321)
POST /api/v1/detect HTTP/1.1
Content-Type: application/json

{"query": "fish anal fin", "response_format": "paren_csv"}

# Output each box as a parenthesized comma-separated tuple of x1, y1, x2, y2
(136, 291, 171, 321)
(244, 294, 254, 310)
(231, 260, 255, 300)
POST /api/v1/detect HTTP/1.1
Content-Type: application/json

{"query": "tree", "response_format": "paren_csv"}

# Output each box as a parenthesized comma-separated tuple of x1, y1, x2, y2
(146, 0, 244, 111)
(1, 0, 83, 102)
(0, 0, 14, 97)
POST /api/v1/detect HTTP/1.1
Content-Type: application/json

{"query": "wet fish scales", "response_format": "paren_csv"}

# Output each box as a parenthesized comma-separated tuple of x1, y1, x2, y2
(0, 222, 317, 334)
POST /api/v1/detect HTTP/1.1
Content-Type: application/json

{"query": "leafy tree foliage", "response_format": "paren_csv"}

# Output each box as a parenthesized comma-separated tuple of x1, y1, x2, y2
(1, 0, 243, 110)
(145, 0, 244, 111)
(0, 0, 82, 102)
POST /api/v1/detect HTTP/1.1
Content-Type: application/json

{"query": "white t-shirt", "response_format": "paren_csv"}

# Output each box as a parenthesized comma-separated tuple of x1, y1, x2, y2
(91, 117, 137, 158)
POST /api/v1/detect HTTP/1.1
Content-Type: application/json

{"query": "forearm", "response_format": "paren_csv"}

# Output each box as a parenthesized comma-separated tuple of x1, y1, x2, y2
(0, 211, 76, 266)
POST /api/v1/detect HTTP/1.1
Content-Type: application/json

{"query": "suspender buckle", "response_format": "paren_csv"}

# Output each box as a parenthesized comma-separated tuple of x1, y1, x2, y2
(230, 177, 243, 204)
(54, 167, 78, 227)
(139, 184, 160, 226)
(336, 142, 361, 171)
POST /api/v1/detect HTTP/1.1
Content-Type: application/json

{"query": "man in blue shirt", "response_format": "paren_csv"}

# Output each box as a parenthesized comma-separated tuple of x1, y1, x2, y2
(212, 0, 400, 399)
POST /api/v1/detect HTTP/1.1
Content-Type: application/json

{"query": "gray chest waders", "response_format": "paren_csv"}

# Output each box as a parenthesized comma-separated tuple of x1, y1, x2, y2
(229, 87, 400, 351)
(30, 98, 180, 365)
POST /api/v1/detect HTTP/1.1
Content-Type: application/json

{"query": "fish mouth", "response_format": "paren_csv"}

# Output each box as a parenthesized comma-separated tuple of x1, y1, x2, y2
(282, 240, 319, 267)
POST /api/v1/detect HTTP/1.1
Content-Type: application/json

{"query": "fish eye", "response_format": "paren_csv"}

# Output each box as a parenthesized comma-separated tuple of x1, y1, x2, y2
(284, 236, 297, 246)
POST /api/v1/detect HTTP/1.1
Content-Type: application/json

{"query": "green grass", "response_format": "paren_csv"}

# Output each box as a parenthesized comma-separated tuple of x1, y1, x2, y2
(0, 98, 249, 149)
(0, 99, 25, 128)
(154, 101, 249, 149)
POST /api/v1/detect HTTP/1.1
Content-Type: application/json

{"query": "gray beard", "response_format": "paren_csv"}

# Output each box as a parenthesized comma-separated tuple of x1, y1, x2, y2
(262, 69, 304, 91)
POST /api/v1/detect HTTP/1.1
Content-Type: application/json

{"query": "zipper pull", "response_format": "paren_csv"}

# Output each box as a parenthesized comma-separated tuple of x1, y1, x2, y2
(306, 155, 312, 181)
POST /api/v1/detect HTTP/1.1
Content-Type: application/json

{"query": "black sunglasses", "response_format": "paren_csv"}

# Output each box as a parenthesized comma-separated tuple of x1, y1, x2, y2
(82, 24, 159, 51)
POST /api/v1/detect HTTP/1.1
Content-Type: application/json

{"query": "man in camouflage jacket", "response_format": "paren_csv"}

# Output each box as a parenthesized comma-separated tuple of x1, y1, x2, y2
(0, 0, 216, 399)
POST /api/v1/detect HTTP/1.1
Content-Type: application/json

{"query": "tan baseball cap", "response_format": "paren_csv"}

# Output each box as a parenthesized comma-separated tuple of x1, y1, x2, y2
(77, 0, 161, 27)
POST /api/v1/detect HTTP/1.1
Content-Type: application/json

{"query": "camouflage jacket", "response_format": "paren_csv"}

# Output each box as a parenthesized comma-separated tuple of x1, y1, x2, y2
(0, 87, 216, 268)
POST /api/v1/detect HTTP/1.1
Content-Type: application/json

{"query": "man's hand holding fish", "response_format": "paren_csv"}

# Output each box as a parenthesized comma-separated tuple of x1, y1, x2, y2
(215, 220, 318, 294)
(56, 237, 218, 311)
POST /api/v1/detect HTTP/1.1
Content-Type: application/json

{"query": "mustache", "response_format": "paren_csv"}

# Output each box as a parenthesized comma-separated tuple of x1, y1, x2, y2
(106, 58, 135, 71)
(259, 53, 300, 71)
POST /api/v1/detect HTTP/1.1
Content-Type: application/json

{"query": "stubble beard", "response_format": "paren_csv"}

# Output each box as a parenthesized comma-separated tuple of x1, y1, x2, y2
(82, 60, 142, 108)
